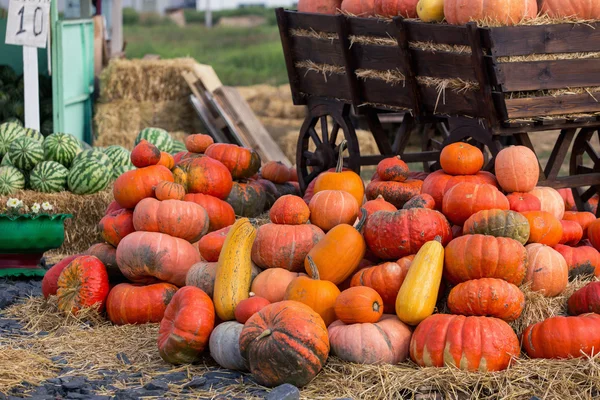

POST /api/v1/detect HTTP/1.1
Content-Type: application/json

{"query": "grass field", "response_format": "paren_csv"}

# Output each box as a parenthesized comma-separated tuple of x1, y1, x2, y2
(124, 23, 288, 86)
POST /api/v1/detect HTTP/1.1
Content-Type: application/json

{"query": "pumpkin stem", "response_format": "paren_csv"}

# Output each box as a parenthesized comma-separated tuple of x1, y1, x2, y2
(335, 140, 347, 173)
(306, 255, 321, 281)
(354, 208, 368, 232)
(373, 301, 381, 313)
(434, 235, 442, 243)
(255, 329, 272, 341)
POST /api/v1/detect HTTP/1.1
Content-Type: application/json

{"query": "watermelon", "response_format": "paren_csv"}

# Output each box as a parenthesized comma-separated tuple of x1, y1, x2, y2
(0, 166, 25, 195)
(0, 122, 25, 157)
(30, 161, 69, 193)
(1, 153, 12, 166)
(23, 128, 44, 143)
(103, 145, 131, 167)
(8, 136, 44, 171)
(67, 160, 111, 194)
(171, 140, 187, 154)
(3, 117, 22, 127)
(43, 133, 81, 167)
(111, 165, 136, 180)
(135, 127, 173, 153)
(78, 139, 92, 150)
(72, 149, 113, 170)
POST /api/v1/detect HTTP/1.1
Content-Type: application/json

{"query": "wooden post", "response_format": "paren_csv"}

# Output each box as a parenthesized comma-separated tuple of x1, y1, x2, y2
(110, 0, 122, 56)
(23, 47, 40, 130)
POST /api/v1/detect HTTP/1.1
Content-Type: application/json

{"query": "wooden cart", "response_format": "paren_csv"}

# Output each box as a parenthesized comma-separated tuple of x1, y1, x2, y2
(275, 9, 600, 216)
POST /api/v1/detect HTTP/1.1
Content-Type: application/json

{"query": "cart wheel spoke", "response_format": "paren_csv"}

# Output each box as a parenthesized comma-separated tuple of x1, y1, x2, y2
(306, 170, 318, 183)
(330, 122, 340, 145)
(308, 127, 321, 146)
(320, 116, 329, 144)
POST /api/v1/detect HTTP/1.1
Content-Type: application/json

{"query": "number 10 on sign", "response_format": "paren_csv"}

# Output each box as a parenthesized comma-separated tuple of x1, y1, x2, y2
(5, 0, 51, 48)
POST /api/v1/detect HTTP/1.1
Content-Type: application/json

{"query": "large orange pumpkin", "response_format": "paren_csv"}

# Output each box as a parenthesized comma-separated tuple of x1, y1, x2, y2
(341, 0, 376, 16)
(42, 254, 80, 298)
(529, 186, 565, 220)
(185, 133, 213, 153)
(559, 220, 583, 246)
(157, 286, 215, 364)
(494, 146, 539, 193)
(563, 211, 597, 239)
(204, 143, 261, 180)
(440, 142, 484, 176)
(334, 286, 384, 324)
(179, 156, 233, 200)
(410, 314, 520, 371)
(525, 243, 568, 297)
(522, 211, 563, 247)
(328, 315, 412, 364)
(197, 226, 232, 262)
(98, 209, 135, 248)
(261, 161, 291, 184)
(365, 179, 423, 209)
(444, 0, 535, 25)
(539, 0, 600, 19)
(239, 301, 330, 387)
(422, 170, 497, 210)
(567, 282, 600, 316)
(442, 182, 509, 226)
(56, 256, 110, 314)
(376, 156, 409, 182)
(506, 192, 542, 213)
(133, 198, 209, 243)
(154, 181, 185, 201)
(447, 278, 524, 321)
(113, 165, 173, 209)
(374, 0, 418, 17)
(116, 231, 201, 286)
(131, 139, 160, 168)
(522, 314, 600, 359)
(309, 189, 358, 232)
(106, 283, 178, 325)
(554, 244, 600, 278)
(183, 193, 235, 232)
(298, 0, 341, 14)
(444, 234, 528, 285)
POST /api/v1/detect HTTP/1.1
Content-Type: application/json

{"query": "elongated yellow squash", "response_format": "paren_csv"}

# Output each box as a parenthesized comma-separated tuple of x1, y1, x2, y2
(213, 218, 257, 320)
(395, 236, 444, 325)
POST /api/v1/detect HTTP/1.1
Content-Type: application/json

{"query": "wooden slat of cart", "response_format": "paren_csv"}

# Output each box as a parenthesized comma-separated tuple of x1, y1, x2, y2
(505, 93, 600, 119)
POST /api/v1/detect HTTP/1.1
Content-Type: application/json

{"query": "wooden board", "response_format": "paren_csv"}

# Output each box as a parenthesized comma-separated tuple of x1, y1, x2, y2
(192, 63, 223, 94)
(505, 93, 600, 119)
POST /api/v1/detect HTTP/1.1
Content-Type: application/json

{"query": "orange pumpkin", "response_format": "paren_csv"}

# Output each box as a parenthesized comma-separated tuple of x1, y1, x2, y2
(376, 156, 409, 182)
(183, 193, 235, 232)
(313, 140, 365, 206)
(179, 156, 233, 200)
(157, 152, 175, 170)
(422, 170, 497, 210)
(251, 268, 307, 303)
(402, 193, 435, 210)
(554, 244, 600, 278)
(559, 220, 583, 246)
(529, 187, 565, 220)
(525, 243, 568, 297)
(269, 195, 310, 225)
(359, 195, 396, 222)
(445, 0, 536, 25)
(113, 165, 174, 209)
(154, 181, 185, 201)
(98, 209, 135, 247)
(197, 226, 232, 262)
(494, 146, 539, 193)
(261, 161, 291, 184)
(185, 134, 214, 153)
(309, 189, 359, 232)
(539, 0, 600, 19)
(106, 282, 178, 325)
(563, 211, 597, 239)
(365, 179, 423, 209)
(442, 182, 509, 226)
(334, 286, 384, 324)
(522, 211, 563, 247)
(341, 0, 376, 16)
(374, 0, 418, 17)
(56, 256, 110, 314)
(590, 218, 600, 252)
(131, 139, 160, 168)
(506, 192, 541, 213)
(440, 142, 484, 176)
(204, 143, 261, 180)
(298, 0, 342, 14)
(447, 278, 524, 321)
(234, 293, 271, 324)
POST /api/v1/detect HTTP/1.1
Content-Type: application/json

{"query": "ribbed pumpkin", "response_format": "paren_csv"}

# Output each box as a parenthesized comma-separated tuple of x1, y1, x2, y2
(440, 142, 484, 176)
(563, 211, 597, 239)
(183, 193, 235, 232)
(157, 286, 215, 364)
(554, 244, 600, 278)
(106, 283, 178, 325)
(116, 231, 201, 286)
(99, 209, 135, 247)
(402, 193, 435, 210)
(197, 226, 232, 262)
(567, 282, 600, 315)
(591, 219, 600, 251)
(226, 181, 267, 218)
(251, 268, 306, 303)
(447, 278, 524, 321)
(360, 195, 396, 221)
(113, 165, 173, 209)
(328, 315, 412, 364)
(269, 195, 310, 225)
(205, 143, 261, 180)
(539, 0, 600, 19)
(350, 257, 412, 314)
(365, 179, 423, 209)
(154, 181, 185, 201)
(313, 140, 365, 206)
(525, 243, 568, 297)
(239, 301, 330, 387)
(559, 220, 583, 246)
(131, 139, 160, 168)
(462, 209, 530, 245)
(376, 156, 409, 182)
(341, 0, 376, 16)
(522, 211, 563, 247)
(334, 286, 383, 324)
(235, 293, 271, 324)
(42, 254, 80, 298)
(374, 0, 418, 17)
(522, 314, 600, 359)
(56, 256, 110, 314)
(507, 192, 542, 213)
(529, 187, 565, 220)
(444, 234, 528, 285)
(285, 257, 341, 326)
(309, 189, 359, 232)
(494, 146, 539, 193)
(364, 208, 452, 260)
(179, 156, 233, 200)
(422, 170, 498, 210)
(445, 0, 536, 24)
(185, 134, 213, 153)
(442, 182, 509, 226)
(261, 161, 291, 184)
(252, 223, 324, 272)
(410, 314, 520, 371)
(133, 198, 209, 243)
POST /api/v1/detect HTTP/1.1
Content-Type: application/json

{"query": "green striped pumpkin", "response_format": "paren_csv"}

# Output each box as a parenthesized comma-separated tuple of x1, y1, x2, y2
(171, 140, 187, 154)
(68, 160, 111, 195)
(72, 149, 113, 170)
(111, 165, 136, 180)
(135, 127, 173, 153)
(23, 128, 44, 143)
(0, 166, 25, 195)
(1, 153, 12, 166)
(43, 132, 81, 167)
(8, 136, 44, 171)
(30, 161, 69, 193)
(0, 122, 25, 158)
(103, 145, 131, 167)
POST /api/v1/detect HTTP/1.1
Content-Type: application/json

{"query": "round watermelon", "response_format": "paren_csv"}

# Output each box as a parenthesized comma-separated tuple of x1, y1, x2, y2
(111, 164, 136, 180)
(170, 140, 187, 154)
(67, 159, 111, 195)
(23, 128, 44, 143)
(1, 153, 12, 167)
(8, 136, 44, 171)
(135, 127, 173, 153)
(72, 149, 113, 171)
(43, 133, 81, 167)
(103, 145, 131, 168)
(0, 166, 25, 195)
(0, 122, 25, 158)
(30, 161, 69, 193)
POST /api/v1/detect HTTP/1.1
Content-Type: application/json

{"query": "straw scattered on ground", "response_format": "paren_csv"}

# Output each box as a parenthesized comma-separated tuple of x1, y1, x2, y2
(0, 347, 58, 394)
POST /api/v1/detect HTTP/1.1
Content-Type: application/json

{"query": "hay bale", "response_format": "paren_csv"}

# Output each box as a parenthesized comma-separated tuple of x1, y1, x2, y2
(237, 84, 306, 120)
(99, 58, 197, 102)
(0, 188, 113, 255)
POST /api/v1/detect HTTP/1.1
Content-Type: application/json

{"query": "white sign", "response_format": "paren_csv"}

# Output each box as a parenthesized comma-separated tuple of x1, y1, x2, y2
(5, 0, 51, 48)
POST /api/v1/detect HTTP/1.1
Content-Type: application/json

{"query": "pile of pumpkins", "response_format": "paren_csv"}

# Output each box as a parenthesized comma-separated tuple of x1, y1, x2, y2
(298, 0, 600, 25)
(41, 135, 600, 389)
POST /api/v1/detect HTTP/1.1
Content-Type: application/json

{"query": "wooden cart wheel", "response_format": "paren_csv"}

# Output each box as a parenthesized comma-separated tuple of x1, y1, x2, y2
(569, 127, 600, 216)
(296, 102, 360, 193)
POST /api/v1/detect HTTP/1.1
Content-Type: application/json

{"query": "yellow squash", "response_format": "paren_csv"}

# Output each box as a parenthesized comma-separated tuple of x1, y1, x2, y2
(395, 236, 444, 325)
(213, 218, 257, 320)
